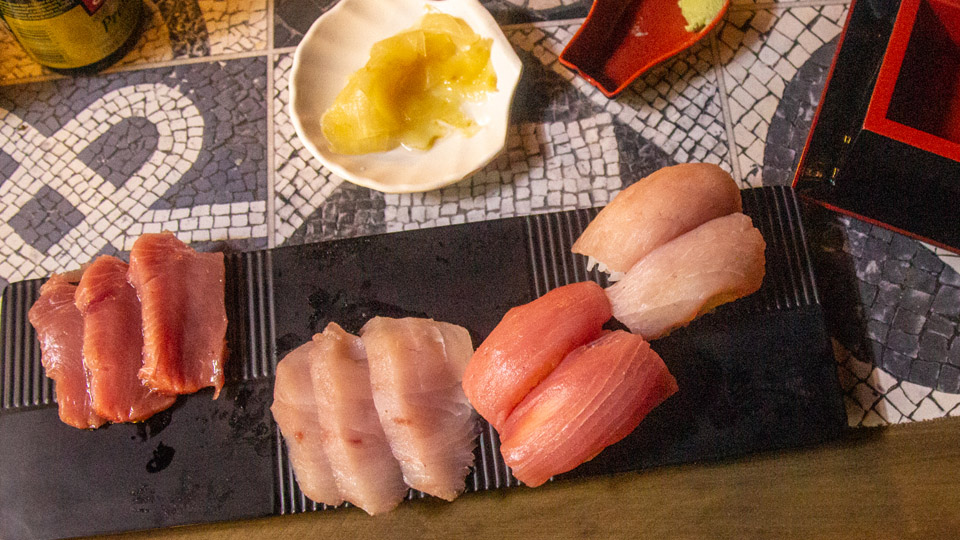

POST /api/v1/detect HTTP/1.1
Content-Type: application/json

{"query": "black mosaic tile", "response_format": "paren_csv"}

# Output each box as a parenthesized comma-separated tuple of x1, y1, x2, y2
(0, 148, 15, 187)
(880, 348, 912, 380)
(887, 330, 919, 358)
(900, 289, 934, 314)
(78, 117, 159, 189)
(949, 341, 960, 367)
(888, 233, 918, 261)
(939, 364, 960, 394)
(763, 37, 839, 187)
(280, 182, 386, 246)
(11, 186, 84, 253)
(274, 0, 337, 48)
(932, 286, 960, 317)
(892, 309, 924, 335)
(909, 359, 941, 389)
(918, 332, 950, 362)
(866, 319, 889, 343)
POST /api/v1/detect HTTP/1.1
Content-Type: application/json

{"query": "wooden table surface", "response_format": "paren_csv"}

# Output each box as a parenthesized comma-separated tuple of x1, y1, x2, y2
(110, 416, 960, 540)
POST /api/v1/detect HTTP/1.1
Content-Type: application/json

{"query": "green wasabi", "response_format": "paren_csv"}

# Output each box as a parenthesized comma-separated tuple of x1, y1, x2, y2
(678, 0, 724, 32)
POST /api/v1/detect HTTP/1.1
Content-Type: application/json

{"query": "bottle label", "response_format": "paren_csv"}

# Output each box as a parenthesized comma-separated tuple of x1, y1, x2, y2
(0, 0, 138, 69)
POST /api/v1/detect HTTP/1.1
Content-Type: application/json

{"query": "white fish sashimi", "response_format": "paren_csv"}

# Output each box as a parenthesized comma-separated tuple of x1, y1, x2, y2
(360, 317, 477, 501)
(310, 323, 408, 515)
(270, 341, 343, 507)
(606, 213, 766, 339)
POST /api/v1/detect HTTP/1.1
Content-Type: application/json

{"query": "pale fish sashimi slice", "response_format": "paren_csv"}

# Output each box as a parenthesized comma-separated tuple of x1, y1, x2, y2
(461, 281, 611, 431)
(127, 232, 228, 398)
(271, 341, 343, 507)
(606, 212, 766, 339)
(499, 331, 678, 487)
(360, 317, 477, 501)
(75, 256, 176, 422)
(572, 163, 742, 274)
(310, 323, 408, 515)
(28, 275, 107, 429)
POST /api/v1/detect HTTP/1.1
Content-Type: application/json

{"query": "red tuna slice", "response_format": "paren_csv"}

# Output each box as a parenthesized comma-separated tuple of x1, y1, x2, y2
(499, 331, 678, 487)
(75, 256, 177, 422)
(360, 317, 477, 502)
(461, 281, 612, 431)
(310, 323, 408, 515)
(127, 232, 228, 398)
(271, 340, 343, 507)
(606, 212, 766, 339)
(28, 275, 107, 429)
(572, 163, 741, 274)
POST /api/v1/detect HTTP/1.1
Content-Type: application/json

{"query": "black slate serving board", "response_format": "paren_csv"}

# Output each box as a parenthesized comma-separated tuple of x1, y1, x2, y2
(0, 186, 846, 539)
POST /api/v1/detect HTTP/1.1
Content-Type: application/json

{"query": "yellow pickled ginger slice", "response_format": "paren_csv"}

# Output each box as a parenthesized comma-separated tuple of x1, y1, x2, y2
(321, 12, 497, 155)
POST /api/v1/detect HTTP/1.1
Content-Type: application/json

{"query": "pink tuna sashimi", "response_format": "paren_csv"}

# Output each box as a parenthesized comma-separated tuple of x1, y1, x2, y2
(360, 317, 477, 502)
(28, 275, 107, 429)
(499, 331, 678, 487)
(127, 232, 228, 398)
(572, 163, 741, 274)
(310, 323, 408, 515)
(271, 341, 343, 507)
(461, 281, 612, 431)
(75, 256, 176, 422)
(606, 213, 766, 339)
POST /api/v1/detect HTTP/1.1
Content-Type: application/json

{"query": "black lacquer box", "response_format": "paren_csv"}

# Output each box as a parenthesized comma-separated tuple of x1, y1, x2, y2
(795, 0, 960, 253)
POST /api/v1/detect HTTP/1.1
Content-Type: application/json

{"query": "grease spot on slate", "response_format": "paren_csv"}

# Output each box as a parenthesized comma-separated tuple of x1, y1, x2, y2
(146, 442, 175, 473)
(308, 289, 427, 334)
(132, 407, 174, 441)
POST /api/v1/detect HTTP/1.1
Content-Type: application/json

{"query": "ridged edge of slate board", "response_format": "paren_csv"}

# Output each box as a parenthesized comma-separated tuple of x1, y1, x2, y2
(0, 187, 843, 539)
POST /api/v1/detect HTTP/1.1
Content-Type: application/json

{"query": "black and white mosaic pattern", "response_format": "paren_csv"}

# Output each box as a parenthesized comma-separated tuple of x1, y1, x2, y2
(0, 58, 269, 288)
(2, 0, 959, 426)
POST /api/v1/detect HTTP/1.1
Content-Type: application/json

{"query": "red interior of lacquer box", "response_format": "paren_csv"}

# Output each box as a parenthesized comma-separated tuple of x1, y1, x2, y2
(865, 0, 960, 162)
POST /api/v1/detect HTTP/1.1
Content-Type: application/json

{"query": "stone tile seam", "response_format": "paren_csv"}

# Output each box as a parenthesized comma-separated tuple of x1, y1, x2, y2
(710, 32, 744, 184)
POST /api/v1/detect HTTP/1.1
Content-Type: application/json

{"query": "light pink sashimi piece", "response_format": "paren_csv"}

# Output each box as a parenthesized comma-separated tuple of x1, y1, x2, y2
(310, 323, 408, 515)
(499, 331, 678, 487)
(28, 275, 107, 429)
(127, 232, 227, 398)
(606, 212, 766, 339)
(461, 281, 611, 431)
(572, 163, 741, 274)
(271, 341, 343, 507)
(75, 256, 176, 422)
(360, 317, 477, 502)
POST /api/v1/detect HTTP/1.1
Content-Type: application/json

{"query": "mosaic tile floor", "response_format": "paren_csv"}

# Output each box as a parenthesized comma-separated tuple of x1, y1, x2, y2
(1, 0, 958, 428)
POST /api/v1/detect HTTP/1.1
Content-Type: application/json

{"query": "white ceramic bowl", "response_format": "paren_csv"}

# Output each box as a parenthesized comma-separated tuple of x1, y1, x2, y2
(290, 0, 523, 194)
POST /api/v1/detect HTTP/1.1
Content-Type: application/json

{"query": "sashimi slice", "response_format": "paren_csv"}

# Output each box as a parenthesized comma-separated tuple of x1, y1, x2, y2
(360, 317, 477, 501)
(572, 163, 741, 274)
(271, 341, 343, 507)
(127, 232, 228, 398)
(461, 281, 612, 430)
(75, 256, 176, 422)
(310, 323, 408, 515)
(28, 275, 106, 429)
(606, 213, 766, 339)
(499, 331, 678, 487)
